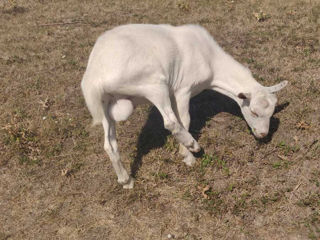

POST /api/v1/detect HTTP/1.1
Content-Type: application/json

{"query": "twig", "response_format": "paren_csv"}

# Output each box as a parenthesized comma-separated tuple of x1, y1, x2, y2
(277, 154, 288, 161)
(52, 153, 81, 158)
(292, 139, 318, 161)
(37, 21, 88, 27)
(293, 182, 302, 192)
(262, 148, 277, 159)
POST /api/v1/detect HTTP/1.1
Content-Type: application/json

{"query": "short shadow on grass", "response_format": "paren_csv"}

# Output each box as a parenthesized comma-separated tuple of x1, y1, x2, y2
(130, 90, 289, 177)
(2, 6, 27, 15)
(257, 101, 290, 144)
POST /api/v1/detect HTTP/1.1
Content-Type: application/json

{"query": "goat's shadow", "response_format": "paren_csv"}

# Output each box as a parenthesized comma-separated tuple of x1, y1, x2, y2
(130, 90, 289, 177)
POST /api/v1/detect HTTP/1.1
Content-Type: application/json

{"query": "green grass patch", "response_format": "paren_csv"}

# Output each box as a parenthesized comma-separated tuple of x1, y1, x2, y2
(200, 153, 230, 175)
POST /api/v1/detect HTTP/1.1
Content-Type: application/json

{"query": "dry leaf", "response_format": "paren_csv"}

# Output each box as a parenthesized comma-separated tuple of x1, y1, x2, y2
(61, 169, 71, 177)
(198, 185, 211, 199)
(39, 97, 51, 110)
(177, 1, 190, 12)
(253, 11, 270, 22)
(296, 120, 310, 130)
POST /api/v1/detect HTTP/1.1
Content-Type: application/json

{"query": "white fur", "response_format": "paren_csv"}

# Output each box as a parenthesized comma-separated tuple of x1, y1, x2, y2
(81, 24, 287, 188)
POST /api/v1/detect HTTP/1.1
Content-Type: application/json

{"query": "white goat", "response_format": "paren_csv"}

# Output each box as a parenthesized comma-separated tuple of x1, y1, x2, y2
(81, 24, 287, 189)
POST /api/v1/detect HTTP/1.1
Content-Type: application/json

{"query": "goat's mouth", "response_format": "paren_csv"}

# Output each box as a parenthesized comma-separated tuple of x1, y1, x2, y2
(254, 134, 268, 140)
(254, 133, 268, 139)
(251, 128, 268, 139)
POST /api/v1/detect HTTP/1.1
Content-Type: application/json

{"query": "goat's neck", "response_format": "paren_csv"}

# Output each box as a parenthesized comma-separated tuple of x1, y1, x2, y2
(211, 53, 262, 103)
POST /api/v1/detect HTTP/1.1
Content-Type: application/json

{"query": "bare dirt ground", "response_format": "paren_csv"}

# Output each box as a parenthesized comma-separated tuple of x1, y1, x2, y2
(0, 0, 319, 239)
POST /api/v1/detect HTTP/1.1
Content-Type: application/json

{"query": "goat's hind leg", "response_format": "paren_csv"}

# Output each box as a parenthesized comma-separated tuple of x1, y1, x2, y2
(102, 106, 134, 189)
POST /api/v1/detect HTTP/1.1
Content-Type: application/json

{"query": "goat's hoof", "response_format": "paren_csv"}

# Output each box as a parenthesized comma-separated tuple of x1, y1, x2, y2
(117, 174, 130, 185)
(183, 155, 196, 166)
(123, 177, 134, 189)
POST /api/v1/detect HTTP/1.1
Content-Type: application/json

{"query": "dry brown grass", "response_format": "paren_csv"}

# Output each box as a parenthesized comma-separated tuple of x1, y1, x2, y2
(0, 0, 319, 239)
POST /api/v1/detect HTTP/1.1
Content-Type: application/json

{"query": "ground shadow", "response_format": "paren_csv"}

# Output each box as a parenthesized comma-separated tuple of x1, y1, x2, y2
(130, 90, 289, 177)
(257, 101, 290, 144)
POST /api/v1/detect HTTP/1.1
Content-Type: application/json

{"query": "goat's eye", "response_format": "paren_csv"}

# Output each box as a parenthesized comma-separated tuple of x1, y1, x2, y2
(251, 111, 258, 117)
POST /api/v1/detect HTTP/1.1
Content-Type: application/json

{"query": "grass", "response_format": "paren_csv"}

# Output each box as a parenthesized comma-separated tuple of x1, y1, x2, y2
(0, 0, 320, 239)
(277, 140, 300, 156)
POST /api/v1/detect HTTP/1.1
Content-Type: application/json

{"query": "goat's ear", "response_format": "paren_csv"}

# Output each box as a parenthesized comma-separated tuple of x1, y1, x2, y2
(238, 93, 251, 100)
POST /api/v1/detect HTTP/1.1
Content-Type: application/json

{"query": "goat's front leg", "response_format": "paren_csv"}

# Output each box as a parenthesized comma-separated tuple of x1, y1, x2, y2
(145, 85, 200, 153)
(173, 91, 197, 166)
(102, 113, 134, 189)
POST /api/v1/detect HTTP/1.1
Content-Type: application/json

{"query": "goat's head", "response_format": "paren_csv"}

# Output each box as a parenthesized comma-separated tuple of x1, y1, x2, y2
(238, 81, 288, 139)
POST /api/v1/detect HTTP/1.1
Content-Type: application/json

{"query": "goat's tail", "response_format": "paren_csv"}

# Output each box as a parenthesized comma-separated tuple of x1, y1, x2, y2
(81, 76, 134, 125)
(81, 76, 106, 126)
